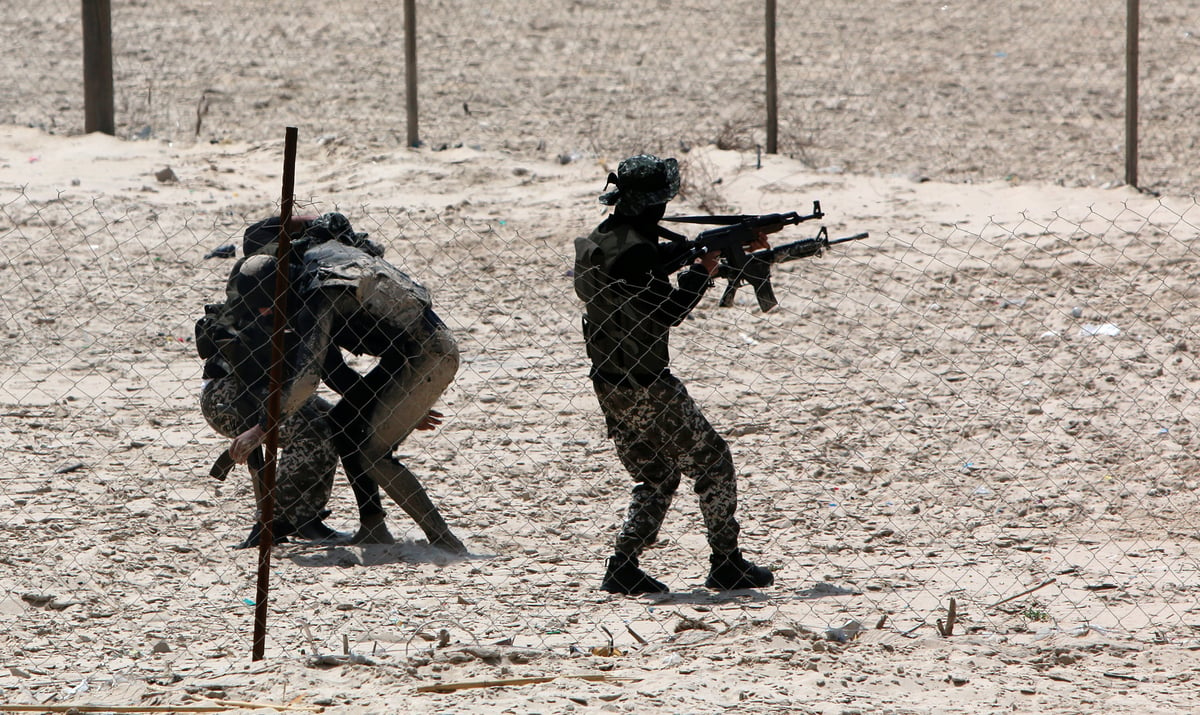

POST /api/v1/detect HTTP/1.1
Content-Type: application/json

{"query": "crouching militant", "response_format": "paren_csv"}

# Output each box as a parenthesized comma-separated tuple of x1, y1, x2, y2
(197, 213, 466, 552)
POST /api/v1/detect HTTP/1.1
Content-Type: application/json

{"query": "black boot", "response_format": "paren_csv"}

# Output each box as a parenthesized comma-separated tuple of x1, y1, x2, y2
(235, 519, 294, 549)
(293, 511, 352, 544)
(351, 512, 397, 545)
(235, 509, 346, 549)
(704, 549, 774, 590)
(600, 553, 669, 595)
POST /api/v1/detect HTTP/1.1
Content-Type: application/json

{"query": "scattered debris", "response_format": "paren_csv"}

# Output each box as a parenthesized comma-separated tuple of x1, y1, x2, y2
(416, 674, 640, 694)
(825, 619, 864, 643)
(674, 614, 716, 633)
(308, 652, 376, 668)
(0, 700, 322, 713)
(589, 645, 624, 657)
(1079, 323, 1120, 337)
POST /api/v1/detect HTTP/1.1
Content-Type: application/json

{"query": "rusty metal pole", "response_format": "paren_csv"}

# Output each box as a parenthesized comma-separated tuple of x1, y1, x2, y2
(1124, 0, 1139, 188)
(252, 126, 298, 662)
(765, 0, 778, 155)
(81, 0, 115, 135)
(404, 0, 420, 147)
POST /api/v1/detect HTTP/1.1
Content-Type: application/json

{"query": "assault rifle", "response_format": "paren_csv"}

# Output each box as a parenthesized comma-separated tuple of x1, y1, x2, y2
(660, 201, 868, 312)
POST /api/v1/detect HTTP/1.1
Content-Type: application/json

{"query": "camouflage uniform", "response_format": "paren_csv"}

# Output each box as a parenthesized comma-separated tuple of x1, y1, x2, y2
(594, 375, 739, 555)
(576, 155, 772, 592)
(199, 373, 337, 530)
(209, 221, 465, 553)
(198, 244, 344, 540)
(305, 240, 464, 553)
(197, 214, 392, 544)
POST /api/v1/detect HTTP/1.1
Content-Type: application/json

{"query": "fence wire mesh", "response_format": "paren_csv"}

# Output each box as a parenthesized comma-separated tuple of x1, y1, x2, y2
(3, 1, 1199, 194)
(4, 172, 1200, 705)
(3, 0, 1200, 712)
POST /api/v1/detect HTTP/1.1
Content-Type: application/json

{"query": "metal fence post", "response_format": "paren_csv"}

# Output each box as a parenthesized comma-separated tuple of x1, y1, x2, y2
(1125, 0, 1139, 188)
(765, 0, 778, 155)
(81, 0, 114, 135)
(251, 126, 299, 662)
(405, 0, 420, 147)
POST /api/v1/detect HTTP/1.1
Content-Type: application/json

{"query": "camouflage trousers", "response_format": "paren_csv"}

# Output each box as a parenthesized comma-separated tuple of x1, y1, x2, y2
(594, 373, 740, 556)
(200, 376, 337, 526)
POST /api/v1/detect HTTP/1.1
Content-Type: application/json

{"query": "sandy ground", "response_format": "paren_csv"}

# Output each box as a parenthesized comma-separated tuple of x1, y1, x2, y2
(3, 2, 1200, 714)
(4, 127, 1200, 714)
(4, 1, 1200, 195)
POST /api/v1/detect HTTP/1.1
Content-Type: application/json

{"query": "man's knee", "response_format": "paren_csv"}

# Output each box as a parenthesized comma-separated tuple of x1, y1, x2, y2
(417, 339, 459, 393)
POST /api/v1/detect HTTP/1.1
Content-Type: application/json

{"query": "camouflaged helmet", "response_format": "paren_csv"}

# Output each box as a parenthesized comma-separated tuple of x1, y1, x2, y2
(235, 254, 278, 312)
(598, 154, 680, 215)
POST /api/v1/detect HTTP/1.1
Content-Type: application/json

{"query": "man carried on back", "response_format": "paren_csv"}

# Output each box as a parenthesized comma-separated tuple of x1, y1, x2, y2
(198, 212, 465, 553)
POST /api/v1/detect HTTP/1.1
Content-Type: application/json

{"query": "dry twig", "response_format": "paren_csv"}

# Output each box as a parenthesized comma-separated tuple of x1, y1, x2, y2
(416, 674, 640, 694)
(936, 597, 958, 637)
(986, 578, 1057, 609)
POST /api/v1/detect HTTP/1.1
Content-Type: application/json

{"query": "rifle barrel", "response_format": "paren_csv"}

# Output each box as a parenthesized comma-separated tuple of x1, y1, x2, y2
(827, 231, 869, 245)
(663, 203, 823, 226)
(663, 214, 757, 225)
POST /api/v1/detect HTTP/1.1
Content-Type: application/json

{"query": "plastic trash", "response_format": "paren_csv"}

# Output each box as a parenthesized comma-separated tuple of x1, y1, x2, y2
(205, 244, 237, 259)
(1080, 323, 1120, 337)
(825, 620, 864, 643)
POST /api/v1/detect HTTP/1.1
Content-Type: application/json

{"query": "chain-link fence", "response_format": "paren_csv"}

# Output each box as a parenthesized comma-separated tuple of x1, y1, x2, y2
(4, 151, 1200, 709)
(4, 1, 1200, 712)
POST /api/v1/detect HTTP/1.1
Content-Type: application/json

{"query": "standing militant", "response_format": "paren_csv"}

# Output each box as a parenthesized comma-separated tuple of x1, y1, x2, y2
(574, 155, 775, 594)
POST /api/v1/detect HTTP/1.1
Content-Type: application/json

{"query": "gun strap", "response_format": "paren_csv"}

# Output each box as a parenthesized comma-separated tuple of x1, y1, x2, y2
(208, 450, 235, 481)
(208, 445, 266, 481)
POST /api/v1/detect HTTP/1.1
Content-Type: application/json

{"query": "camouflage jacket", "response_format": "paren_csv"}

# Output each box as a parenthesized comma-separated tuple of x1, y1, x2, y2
(196, 214, 429, 425)
(574, 217, 713, 386)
